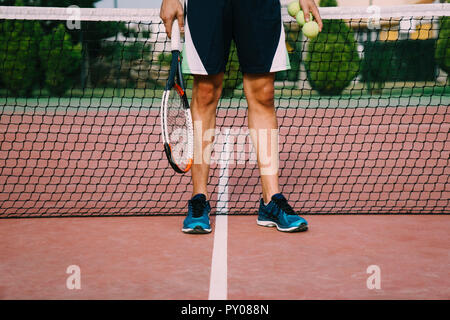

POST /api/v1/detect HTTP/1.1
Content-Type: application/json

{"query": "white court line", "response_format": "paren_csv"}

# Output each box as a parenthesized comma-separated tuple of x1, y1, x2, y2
(208, 129, 231, 300)
(208, 215, 228, 300)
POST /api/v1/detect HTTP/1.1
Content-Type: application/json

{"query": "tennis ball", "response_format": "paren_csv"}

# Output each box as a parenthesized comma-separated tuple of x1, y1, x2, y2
(302, 21, 320, 39)
(287, 1, 300, 18)
(295, 10, 306, 26)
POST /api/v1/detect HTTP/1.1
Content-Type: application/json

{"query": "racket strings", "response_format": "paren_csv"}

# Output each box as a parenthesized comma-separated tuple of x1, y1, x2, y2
(166, 89, 191, 168)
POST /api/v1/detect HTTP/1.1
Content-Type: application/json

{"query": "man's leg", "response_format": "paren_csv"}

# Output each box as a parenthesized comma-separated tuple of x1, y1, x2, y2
(244, 72, 308, 232)
(243, 72, 280, 204)
(181, 73, 223, 234)
(190, 73, 224, 199)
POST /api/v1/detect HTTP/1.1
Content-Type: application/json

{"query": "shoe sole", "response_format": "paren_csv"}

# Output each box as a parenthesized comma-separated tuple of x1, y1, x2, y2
(182, 226, 212, 234)
(257, 220, 308, 232)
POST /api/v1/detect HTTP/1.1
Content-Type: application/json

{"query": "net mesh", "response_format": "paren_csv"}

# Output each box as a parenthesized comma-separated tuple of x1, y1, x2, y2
(0, 4, 449, 217)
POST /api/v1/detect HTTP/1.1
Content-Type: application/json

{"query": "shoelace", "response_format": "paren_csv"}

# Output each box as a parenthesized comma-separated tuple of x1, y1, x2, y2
(272, 197, 296, 215)
(190, 199, 206, 218)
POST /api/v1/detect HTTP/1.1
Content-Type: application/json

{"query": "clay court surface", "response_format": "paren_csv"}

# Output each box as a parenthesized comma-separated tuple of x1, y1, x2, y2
(1, 215, 449, 300)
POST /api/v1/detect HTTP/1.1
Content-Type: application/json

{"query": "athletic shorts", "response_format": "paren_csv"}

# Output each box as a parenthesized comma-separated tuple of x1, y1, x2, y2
(181, 0, 291, 75)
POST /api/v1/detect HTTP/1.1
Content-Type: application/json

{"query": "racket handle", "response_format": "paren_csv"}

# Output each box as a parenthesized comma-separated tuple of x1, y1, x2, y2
(171, 19, 181, 52)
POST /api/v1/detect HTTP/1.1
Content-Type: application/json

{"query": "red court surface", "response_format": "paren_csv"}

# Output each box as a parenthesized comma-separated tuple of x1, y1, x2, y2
(1, 215, 449, 300)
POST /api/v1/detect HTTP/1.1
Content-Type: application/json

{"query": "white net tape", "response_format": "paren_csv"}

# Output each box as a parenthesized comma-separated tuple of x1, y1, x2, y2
(0, 4, 449, 22)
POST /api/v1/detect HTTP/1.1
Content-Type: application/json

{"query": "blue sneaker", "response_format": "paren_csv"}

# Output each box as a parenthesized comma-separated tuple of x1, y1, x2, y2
(182, 194, 212, 234)
(257, 193, 308, 232)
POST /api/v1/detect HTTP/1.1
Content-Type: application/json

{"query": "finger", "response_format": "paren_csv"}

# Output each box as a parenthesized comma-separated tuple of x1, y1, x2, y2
(176, 9, 184, 33)
(310, 6, 323, 31)
(164, 17, 174, 39)
(301, 3, 311, 22)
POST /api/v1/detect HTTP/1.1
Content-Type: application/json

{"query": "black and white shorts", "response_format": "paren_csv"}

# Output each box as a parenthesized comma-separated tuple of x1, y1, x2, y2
(181, 0, 291, 75)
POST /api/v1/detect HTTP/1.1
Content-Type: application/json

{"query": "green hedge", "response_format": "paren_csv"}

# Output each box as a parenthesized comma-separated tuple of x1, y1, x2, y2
(0, 20, 43, 96)
(435, 3, 450, 76)
(304, 0, 360, 95)
(362, 39, 437, 84)
(304, 22, 360, 95)
(39, 24, 82, 96)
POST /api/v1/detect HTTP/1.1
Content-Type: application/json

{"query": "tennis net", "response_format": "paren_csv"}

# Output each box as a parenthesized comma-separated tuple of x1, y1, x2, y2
(0, 3, 449, 217)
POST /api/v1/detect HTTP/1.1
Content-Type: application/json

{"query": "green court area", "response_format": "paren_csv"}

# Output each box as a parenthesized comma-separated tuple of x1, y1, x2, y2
(1, 84, 448, 112)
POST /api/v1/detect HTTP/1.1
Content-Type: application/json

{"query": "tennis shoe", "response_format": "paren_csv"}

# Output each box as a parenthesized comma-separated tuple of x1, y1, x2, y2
(182, 194, 212, 234)
(257, 193, 308, 232)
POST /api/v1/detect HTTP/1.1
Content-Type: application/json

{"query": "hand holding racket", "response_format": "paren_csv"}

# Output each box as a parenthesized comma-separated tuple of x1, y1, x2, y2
(160, 19, 194, 174)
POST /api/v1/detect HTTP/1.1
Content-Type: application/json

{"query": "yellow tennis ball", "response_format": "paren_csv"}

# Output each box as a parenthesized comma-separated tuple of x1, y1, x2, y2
(287, 1, 301, 18)
(302, 21, 320, 39)
(295, 10, 306, 26)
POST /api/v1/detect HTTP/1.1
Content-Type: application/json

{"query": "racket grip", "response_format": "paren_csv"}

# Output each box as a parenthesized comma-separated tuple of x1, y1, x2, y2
(171, 19, 181, 51)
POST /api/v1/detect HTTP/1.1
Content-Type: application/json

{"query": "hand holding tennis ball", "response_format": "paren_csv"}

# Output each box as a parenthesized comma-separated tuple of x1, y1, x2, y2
(288, 1, 321, 38)
(302, 21, 320, 39)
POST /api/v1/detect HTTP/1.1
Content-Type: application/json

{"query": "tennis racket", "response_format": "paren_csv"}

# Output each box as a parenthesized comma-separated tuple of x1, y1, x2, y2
(161, 19, 193, 174)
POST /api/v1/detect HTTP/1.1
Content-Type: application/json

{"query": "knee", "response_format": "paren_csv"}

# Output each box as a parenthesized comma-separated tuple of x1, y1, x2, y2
(256, 82, 274, 107)
(193, 76, 223, 107)
(245, 79, 274, 108)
